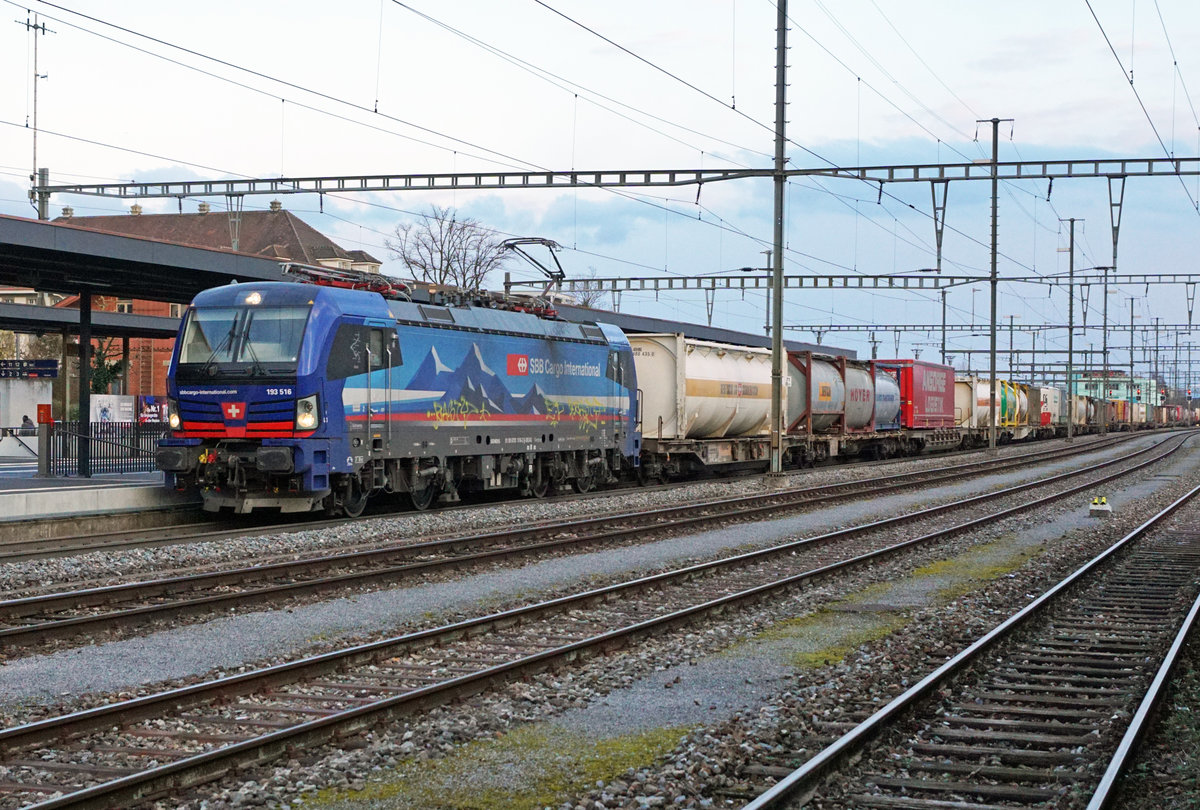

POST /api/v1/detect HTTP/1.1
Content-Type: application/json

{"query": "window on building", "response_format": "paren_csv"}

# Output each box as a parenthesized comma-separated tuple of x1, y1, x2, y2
(116, 298, 134, 314)
(169, 303, 184, 318)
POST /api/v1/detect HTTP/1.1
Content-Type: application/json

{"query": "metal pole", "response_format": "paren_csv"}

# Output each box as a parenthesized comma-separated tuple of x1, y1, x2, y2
(1154, 316, 1161, 405)
(36, 167, 50, 220)
(1101, 266, 1109, 434)
(762, 249, 773, 336)
(988, 117, 1000, 453)
(1066, 218, 1076, 443)
(77, 292, 91, 477)
(1129, 297, 1136, 421)
(768, 0, 787, 476)
(940, 288, 947, 364)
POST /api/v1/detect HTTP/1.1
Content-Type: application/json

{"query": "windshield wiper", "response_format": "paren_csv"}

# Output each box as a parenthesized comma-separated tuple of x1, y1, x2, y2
(239, 311, 268, 377)
(200, 316, 240, 377)
(241, 338, 267, 377)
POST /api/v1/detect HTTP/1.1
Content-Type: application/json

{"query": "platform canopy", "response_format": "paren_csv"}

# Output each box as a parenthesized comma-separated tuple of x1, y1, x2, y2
(0, 302, 179, 339)
(0, 214, 286, 302)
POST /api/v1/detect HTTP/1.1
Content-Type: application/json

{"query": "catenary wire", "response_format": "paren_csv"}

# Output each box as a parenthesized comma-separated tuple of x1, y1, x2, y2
(1085, 0, 1200, 214)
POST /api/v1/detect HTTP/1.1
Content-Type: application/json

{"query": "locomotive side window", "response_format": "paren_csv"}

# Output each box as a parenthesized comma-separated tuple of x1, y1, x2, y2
(369, 330, 385, 370)
(327, 324, 369, 379)
(606, 349, 634, 388)
(327, 324, 399, 379)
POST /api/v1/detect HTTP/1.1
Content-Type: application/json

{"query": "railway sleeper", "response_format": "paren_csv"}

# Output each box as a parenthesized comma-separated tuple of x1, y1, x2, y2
(864, 775, 1065, 802)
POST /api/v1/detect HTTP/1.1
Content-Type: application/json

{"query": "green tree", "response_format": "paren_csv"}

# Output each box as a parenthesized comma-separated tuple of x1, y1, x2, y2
(90, 337, 125, 394)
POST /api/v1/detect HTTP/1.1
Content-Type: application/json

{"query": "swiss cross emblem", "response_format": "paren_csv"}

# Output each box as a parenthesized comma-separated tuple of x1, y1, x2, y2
(507, 354, 529, 376)
(222, 401, 246, 421)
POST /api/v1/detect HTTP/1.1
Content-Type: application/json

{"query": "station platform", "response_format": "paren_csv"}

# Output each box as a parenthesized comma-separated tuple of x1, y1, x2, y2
(0, 460, 201, 540)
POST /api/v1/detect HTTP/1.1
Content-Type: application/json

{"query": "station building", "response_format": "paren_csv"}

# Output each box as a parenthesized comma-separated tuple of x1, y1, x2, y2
(0, 202, 380, 401)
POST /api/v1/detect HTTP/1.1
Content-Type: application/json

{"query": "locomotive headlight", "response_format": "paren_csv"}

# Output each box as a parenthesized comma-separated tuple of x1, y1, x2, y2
(167, 399, 181, 430)
(295, 394, 319, 430)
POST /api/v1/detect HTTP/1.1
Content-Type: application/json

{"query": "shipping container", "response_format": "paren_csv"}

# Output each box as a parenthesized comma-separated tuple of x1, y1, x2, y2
(954, 376, 1019, 428)
(786, 353, 899, 434)
(630, 334, 771, 440)
(874, 359, 955, 429)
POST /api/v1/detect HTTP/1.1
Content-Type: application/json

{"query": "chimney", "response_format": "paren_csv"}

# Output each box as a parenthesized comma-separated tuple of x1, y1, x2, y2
(130, 203, 143, 216)
(269, 199, 282, 212)
(61, 206, 73, 219)
(198, 201, 210, 215)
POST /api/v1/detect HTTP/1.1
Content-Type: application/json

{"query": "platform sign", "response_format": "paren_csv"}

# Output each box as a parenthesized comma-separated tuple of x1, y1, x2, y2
(0, 359, 59, 379)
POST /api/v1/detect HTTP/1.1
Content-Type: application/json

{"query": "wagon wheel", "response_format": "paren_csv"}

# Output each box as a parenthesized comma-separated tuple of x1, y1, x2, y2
(571, 473, 595, 494)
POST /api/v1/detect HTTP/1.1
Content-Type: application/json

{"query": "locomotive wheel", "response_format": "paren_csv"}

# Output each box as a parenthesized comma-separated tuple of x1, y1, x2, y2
(341, 478, 368, 519)
(571, 474, 595, 494)
(408, 478, 439, 511)
(529, 474, 551, 498)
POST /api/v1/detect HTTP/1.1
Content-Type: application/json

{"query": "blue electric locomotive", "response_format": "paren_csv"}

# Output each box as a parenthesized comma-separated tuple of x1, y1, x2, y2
(157, 269, 640, 515)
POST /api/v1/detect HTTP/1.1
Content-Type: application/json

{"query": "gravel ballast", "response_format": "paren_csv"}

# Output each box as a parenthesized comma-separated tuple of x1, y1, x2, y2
(225, 438, 1200, 810)
(0, 436, 1163, 709)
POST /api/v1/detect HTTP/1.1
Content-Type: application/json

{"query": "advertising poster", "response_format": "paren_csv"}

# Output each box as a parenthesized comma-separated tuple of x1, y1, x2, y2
(90, 394, 136, 423)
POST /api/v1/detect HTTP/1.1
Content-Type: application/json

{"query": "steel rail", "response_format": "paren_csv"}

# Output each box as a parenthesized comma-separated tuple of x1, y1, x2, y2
(1085, 563, 1200, 809)
(0, 436, 1121, 564)
(0, 435, 1136, 647)
(2, 436, 1188, 809)
(741, 467, 1200, 810)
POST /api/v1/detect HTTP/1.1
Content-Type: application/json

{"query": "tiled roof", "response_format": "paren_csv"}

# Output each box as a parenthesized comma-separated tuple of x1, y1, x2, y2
(53, 210, 381, 266)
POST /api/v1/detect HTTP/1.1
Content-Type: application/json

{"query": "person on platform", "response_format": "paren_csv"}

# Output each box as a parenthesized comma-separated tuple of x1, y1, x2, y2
(21, 414, 34, 431)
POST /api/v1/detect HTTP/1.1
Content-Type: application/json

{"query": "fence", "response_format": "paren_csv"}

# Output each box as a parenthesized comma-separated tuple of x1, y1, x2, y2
(45, 420, 169, 476)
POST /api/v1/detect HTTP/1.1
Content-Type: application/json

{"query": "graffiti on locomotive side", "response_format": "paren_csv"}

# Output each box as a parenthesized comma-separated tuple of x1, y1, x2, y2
(569, 398, 605, 431)
(545, 398, 566, 427)
(426, 396, 487, 428)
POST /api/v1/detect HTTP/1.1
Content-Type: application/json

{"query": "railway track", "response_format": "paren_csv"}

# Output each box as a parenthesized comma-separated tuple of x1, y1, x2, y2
(0, 434, 1190, 809)
(0, 434, 1144, 649)
(736, 484, 1200, 809)
(0, 436, 1128, 564)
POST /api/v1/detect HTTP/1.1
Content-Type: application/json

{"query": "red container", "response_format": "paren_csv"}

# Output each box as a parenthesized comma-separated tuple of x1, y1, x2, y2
(874, 359, 955, 429)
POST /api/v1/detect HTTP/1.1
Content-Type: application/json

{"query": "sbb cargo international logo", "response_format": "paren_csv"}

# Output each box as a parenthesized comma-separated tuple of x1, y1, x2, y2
(507, 354, 529, 376)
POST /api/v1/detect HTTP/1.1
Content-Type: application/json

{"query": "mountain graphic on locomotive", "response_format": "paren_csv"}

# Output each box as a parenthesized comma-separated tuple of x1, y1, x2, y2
(156, 265, 639, 516)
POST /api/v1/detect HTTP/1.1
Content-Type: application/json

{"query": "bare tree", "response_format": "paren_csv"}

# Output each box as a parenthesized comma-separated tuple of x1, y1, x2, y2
(386, 205, 507, 291)
(571, 266, 609, 309)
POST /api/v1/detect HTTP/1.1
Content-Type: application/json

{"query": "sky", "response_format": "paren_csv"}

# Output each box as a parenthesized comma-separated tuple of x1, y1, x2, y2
(2, 1, 1199, 382)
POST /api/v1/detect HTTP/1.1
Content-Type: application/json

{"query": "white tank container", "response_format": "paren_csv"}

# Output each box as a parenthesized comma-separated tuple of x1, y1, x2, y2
(1037, 387, 1064, 426)
(954, 377, 1024, 427)
(873, 372, 901, 427)
(1071, 395, 1088, 424)
(954, 377, 989, 428)
(630, 334, 772, 439)
(786, 357, 843, 431)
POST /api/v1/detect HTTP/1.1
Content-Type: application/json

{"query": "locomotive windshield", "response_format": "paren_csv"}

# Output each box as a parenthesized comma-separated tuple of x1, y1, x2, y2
(177, 304, 311, 381)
